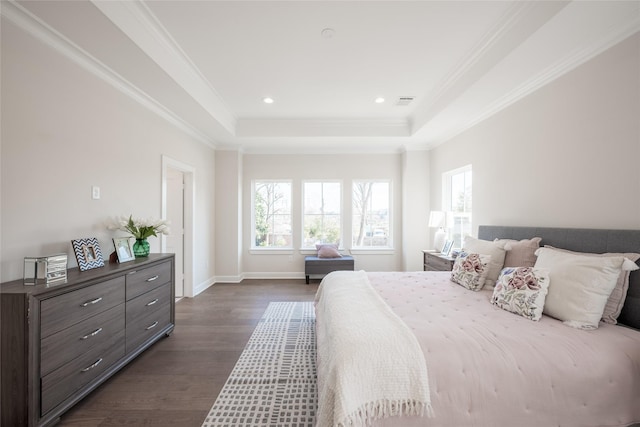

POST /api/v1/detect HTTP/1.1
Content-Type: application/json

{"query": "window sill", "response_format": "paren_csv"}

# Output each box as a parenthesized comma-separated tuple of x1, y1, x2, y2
(249, 248, 294, 255)
(349, 248, 395, 255)
(299, 248, 345, 256)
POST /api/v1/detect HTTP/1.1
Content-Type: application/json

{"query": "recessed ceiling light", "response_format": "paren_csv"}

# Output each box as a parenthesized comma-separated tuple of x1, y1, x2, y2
(263, 97, 274, 104)
(375, 97, 385, 104)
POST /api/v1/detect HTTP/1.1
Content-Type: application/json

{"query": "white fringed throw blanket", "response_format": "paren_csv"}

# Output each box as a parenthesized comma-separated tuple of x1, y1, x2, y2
(315, 270, 433, 427)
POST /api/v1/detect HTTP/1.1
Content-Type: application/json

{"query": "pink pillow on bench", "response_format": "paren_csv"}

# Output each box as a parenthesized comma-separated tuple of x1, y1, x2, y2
(316, 244, 342, 258)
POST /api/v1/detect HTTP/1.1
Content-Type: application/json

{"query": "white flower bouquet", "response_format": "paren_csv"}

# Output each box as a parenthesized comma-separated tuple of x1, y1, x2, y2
(111, 215, 170, 239)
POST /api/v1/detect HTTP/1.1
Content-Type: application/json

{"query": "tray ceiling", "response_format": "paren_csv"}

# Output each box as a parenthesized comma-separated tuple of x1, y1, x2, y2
(3, 0, 639, 153)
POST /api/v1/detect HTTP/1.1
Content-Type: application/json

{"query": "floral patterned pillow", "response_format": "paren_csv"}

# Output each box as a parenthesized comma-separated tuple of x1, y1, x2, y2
(491, 267, 550, 321)
(450, 252, 492, 291)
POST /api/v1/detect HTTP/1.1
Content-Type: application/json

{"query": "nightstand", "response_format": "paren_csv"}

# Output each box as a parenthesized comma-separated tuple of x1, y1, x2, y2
(423, 250, 455, 271)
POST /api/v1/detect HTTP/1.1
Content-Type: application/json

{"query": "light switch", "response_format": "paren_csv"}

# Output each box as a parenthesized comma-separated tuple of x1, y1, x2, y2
(92, 186, 100, 200)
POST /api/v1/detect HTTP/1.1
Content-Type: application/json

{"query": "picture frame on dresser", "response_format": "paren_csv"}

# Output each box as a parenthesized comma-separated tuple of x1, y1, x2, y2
(71, 237, 105, 271)
(113, 237, 135, 263)
(441, 239, 454, 256)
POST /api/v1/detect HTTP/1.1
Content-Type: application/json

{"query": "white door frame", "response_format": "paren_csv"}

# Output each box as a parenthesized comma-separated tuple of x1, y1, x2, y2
(161, 155, 195, 298)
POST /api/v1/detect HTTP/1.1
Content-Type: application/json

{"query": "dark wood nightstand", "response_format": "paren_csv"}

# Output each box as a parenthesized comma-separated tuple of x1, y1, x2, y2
(422, 250, 455, 271)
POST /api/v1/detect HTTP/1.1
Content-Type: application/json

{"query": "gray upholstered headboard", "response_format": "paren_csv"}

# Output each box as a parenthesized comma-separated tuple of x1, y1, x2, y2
(477, 225, 640, 330)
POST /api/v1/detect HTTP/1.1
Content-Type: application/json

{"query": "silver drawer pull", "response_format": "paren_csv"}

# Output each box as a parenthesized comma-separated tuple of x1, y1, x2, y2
(80, 327, 103, 340)
(81, 358, 103, 372)
(146, 275, 159, 282)
(145, 321, 159, 330)
(146, 298, 159, 306)
(81, 297, 103, 307)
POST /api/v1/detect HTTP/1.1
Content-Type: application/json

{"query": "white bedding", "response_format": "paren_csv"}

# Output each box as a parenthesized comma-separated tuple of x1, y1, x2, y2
(315, 271, 432, 426)
(315, 271, 640, 427)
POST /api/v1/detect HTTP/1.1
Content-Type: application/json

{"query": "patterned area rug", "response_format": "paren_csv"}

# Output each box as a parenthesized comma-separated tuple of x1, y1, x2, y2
(201, 302, 317, 427)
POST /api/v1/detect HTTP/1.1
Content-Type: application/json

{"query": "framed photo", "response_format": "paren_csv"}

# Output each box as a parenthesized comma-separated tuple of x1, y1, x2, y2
(71, 237, 105, 271)
(113, 237, 135, 263)
(441, 239, 454, 256)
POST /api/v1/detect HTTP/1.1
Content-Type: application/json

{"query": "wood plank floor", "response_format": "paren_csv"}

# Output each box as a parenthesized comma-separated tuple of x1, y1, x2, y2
(57, 279, 319, 427)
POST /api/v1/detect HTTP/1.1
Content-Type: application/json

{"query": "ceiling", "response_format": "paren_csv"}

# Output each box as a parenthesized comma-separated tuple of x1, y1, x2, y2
(4, 1, 639, 153)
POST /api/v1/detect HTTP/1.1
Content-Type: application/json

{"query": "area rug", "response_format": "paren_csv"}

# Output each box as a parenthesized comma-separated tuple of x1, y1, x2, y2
(201, 301, 317, 427)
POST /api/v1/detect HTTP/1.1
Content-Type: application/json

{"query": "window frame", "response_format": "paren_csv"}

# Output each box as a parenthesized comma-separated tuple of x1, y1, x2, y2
(301, 180, 343, 249)
(351, 180, 392, 249)
(251, 180, 293, 251)
(442, 165, 472, 249)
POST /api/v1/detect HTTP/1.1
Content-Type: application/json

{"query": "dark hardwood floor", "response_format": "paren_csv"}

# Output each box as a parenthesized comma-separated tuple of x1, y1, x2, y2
(57, 279, 319, 427)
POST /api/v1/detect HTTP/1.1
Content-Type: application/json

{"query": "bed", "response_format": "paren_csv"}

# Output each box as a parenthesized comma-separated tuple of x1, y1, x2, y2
(315, 226, 640, 427)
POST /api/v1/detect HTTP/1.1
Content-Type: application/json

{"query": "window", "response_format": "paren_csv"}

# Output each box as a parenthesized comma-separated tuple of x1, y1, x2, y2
(443, 165, 472, 248)
(302, 181, 341, 247)
(352, 181, 391, 248)
(252, 181, 292, 248)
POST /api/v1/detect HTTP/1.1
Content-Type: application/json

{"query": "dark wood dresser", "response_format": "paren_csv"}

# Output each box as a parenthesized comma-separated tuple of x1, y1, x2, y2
(1, 254, 175, 427)
(422, 250, 455, 271)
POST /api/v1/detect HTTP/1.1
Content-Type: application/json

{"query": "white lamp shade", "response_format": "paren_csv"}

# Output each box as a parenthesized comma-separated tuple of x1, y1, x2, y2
(429, 211, 450, 251)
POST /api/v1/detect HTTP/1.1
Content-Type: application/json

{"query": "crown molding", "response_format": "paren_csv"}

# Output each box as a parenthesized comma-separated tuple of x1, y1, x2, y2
(241, 145, 406, 156)
(428, 16, 640, 150)
(236, 118, 410, 138)
(239, 137, 412, 155)
(1, 0, 217, 148)
(411, 1, 567, 135)
(92, 0, 237, 135)
(424, 1, 545, 113)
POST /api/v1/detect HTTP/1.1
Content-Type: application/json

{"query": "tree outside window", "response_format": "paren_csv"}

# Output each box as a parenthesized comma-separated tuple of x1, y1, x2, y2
(303, 181, 341, 247)
(253, 181, 292, 248)
(352, 181, 390, 247)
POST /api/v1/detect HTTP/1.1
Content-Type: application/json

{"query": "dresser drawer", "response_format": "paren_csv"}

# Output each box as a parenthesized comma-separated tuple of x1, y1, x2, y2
(423, 251, 454, 272)
(40, 276, 125, 338)
(40, 331, 125, 415)
(41, 303, 125, 376)
(126, 306, 171, 353)
(126, 283, 171, 326)
(126, 261, 172, 301)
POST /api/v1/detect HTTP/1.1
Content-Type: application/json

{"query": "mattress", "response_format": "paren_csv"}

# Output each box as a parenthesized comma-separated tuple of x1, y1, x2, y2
(316, 271, 640, 427)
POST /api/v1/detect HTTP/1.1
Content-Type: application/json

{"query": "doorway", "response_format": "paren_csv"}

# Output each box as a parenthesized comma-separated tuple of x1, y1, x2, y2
(162, 156, 194, 298)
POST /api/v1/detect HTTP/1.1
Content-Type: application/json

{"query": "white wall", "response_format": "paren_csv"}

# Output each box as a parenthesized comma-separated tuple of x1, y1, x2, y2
(214, 150, 243, 282)
(429, 33, 640, 235)
(402, 150, 430, 271)
(1, 18, 216, 285)
(240, 153, 406, 279)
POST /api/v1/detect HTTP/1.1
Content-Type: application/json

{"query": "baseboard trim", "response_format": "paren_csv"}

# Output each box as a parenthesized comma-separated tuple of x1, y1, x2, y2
(212, 274, 245, 284)
(193, 276, 216, 296)
(242, 272, 305, 280)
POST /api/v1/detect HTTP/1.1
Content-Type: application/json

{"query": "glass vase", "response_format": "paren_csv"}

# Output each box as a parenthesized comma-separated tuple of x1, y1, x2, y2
(133, 238, 150, 258)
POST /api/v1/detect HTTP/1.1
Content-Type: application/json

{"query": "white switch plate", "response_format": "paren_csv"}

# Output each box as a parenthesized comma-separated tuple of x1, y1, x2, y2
(91, 186, 100, 200)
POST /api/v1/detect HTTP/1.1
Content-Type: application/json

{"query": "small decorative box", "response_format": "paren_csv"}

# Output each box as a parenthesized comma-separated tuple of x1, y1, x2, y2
(24, 254, 68, 285)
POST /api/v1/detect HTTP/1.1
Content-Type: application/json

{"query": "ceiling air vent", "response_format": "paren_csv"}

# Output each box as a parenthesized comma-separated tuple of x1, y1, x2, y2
(395, 96, 415, 106)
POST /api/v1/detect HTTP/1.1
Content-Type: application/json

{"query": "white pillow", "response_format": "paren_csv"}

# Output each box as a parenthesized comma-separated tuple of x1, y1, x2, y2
(463, 236, 507, 288)
(450, 252, 492, 291)
(491, 267, 550, 321)
(534, 247, 639, 330)
(543, 246, 640, 324)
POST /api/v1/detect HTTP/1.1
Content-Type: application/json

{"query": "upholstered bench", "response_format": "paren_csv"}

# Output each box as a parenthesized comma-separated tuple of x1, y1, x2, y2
(305, 255, 355, 284)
